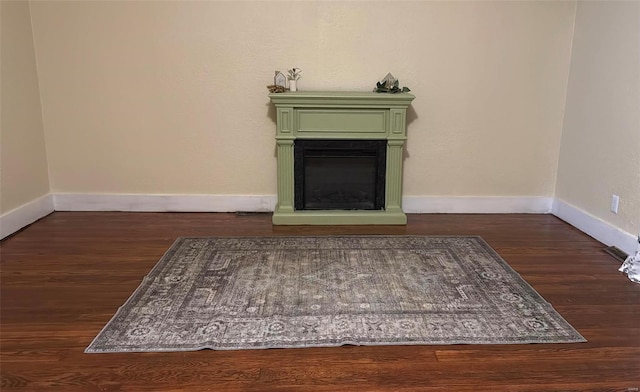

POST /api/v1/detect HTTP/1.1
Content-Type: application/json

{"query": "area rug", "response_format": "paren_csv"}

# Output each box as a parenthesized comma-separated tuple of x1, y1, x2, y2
(85, 236, 585, 352)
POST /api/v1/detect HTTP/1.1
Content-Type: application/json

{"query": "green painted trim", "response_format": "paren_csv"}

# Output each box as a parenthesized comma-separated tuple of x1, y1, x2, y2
(269, 91, 415, 108)
(269, 91, 414, 226)
(297, 109, 388, 133)
(272, 210, 407, 225)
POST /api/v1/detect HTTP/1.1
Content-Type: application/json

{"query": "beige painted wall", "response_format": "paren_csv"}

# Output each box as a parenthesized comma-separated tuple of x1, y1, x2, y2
(556, 1, 640, 236)
(0, 0, 50, 214)
(28, 1, 575, 197)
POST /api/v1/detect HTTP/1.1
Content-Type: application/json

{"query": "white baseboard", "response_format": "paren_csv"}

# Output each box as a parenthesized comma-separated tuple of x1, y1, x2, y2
(552, 198, 638, 255)
(53, 193, 277, 213)
(402, 196, 553, 214)
(4, 193, 637, 255)
(53, 193, 553, 215)
(0, 194, 55, 240)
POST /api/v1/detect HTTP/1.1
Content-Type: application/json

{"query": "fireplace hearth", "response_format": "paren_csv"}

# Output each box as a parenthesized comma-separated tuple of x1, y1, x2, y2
(269, 91, 415, 225)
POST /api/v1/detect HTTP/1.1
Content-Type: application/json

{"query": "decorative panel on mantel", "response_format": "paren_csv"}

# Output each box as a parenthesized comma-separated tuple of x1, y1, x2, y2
(268, 91, 415, 225)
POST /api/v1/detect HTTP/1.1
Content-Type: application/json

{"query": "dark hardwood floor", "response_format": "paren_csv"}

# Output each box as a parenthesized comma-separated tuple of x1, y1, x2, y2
(1, 212, 639, 391)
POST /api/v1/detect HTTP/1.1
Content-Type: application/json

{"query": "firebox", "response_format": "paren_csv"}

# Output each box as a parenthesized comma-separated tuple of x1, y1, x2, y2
(294, 140, 387, 211)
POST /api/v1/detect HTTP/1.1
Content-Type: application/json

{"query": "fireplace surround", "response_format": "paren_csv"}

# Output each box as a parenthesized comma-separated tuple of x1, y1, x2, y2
(269, 91, 415, 225)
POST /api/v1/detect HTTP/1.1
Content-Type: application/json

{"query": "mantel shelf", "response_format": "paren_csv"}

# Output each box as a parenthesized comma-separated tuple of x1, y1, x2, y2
(269, 91, 415, 108)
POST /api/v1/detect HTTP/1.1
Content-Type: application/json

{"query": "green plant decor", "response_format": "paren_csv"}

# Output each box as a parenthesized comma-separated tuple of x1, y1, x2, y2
(374, 73, 411, 94)
(374, 79, 411, 94)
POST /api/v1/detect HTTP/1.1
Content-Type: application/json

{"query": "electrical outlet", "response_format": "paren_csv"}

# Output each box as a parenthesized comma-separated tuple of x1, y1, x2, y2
(611, 194, 620, 214)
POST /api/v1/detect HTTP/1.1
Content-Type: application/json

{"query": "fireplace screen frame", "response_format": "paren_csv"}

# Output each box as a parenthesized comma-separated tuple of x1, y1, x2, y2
(294, 139, 387, 211)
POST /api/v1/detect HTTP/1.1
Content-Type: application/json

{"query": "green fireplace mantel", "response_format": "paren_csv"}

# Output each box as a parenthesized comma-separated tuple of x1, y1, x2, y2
(268, 91, 415, 225)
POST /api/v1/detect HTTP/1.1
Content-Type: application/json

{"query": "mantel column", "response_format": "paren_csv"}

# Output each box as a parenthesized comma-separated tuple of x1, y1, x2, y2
(386, 107, 407, 218)
(385, 139, 405, 217)
(275, 107, 295, 214)
(275, 138, 295, 214)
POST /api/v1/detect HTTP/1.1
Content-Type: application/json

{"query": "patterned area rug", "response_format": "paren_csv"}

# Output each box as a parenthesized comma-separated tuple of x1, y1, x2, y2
(86, 236, 585, 352)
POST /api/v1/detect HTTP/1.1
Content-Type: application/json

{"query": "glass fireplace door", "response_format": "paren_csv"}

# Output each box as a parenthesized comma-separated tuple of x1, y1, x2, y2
(294, 140, 386, 211)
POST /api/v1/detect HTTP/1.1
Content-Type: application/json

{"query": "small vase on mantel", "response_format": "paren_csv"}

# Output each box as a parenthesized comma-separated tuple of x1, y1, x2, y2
(287, 68, 302, 92)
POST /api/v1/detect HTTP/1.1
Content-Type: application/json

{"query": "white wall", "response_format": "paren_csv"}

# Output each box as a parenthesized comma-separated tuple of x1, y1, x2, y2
(5, 1, 637, 253)
(555, 1, 640, 239)
(0, 0, 52, 236)
(28, 1, 575, 198)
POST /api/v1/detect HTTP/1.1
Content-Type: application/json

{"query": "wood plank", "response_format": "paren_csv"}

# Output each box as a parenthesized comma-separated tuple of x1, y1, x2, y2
(1, 212, 639, 391)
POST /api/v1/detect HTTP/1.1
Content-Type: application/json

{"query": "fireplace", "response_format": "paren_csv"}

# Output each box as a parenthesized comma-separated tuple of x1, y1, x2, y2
(269, 91, 415, 225)
(294, 139, 387, 211)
